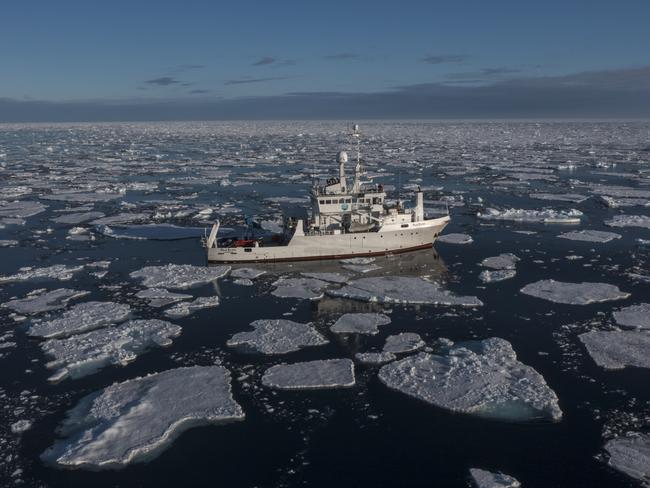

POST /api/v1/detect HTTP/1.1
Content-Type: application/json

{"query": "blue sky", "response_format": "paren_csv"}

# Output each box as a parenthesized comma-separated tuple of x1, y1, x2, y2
(1, 0, 650, 119)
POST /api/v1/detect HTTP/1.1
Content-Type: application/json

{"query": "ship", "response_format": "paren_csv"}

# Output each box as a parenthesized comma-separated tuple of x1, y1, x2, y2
(205, 125, 450, 263)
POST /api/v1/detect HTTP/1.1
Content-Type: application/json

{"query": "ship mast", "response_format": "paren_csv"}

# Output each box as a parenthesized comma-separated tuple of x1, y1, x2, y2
(352, 123, 362, 193)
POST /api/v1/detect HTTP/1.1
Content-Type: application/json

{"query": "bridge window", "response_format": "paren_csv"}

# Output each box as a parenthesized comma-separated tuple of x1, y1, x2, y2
(319, 199, 325, 204)
(325, 200, 331, 204)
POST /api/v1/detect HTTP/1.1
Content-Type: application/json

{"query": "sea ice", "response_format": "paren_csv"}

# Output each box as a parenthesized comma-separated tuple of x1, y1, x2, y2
(130, 264, 230, 289)
(52, 212, 105, 224)
(478, 207, 583, 223)
(479, 270, 517, 283)
(342, 263, 383, 273)
(163, 296, 220, 318)
(605, 215, 650, 230)
(0, 239, 18, 247)
(135, 288, 192, 307)
(579, 330, 650, 370)
(378, 338, 562, 421)
(27, 301, 131, 339)
(603, 434, 650, 486)
(301, 272, 350, 283)
(0, 264, 85, 283)
(41, 191, 122, 203)
(330, 313, 391, 335)
(557, 230, 622, 243)
(230, 268, 266, 279)
(437, 233, 473, 244)
(227, 319, 328, 354)
(529, 193, 588, 203)
(42, 319, 182, 382)
(340, 257, 375, 265)
(469, 468, 521, 488)
(0, 200, 47, 218)
(271, 277, 329, 300)
(354, 351, 397, 365)
(10, 420, 33, 435)
(383, 333, 425, 353)
(480, 253, 519, 270)
(41, 366, 245, 469)
(613, 303, 650, 330)
(328, 276, 483, 306)
(520, 280, 629, 305)
(90, 213, 150, 225)
(262, 359, 355, 390)
(3, 289, 90, 315)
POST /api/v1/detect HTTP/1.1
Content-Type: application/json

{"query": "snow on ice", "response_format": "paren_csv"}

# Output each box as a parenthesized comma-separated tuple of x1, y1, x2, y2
(130, 264, 230, 289)
(262, 359, 355, 390)
(520, 280, 629, 305)
(330, 313, 391, 335)
(227, 319, 328, 354)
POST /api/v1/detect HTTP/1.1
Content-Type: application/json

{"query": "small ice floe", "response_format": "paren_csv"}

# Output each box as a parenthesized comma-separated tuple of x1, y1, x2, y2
(52, 212, 105, 225)
(520, 279, 629, 305)
(603, 434, 650, 486)
(600, 196, 650, 208)
(271, 277, 329, 300)
(330, 313, 391, 335)
(378, 338, 562, 422)
(231, 268, 266, 280)
(42, 319, 182, 382)
(301, 272, 350, 283)
(342, 263, 383, 273)
(340, 257, 375, 265)
(41, 366, 245, 469)
(479, 270, 517, 283)
(90, 213, 150, 225)
(233, 278, 254, 286)
(262, 359, 355, 390)
(354, 351, 397, 365)
(437, 233, 473, 244)
(383, 332, 424, 353)
(67, 226, 93, 241)
(0, 264, 85, 283)
(557, 230, 622, 243)
(604, 214, 650, 230)
(163, 296, 220, 318)
(135, 288, 192, 308)
(529, 193, 588, 203)
(328, 276, 483, 306)
(227, 319, 328, 354)
(469, 468, 521, 488)
(41, 191, 122, 203)
(613, 303, 650, 330)
(0, 239, 18, 247)
(0, 200, 47, 218)
(481, 253, 519, 270)
(478, 207, 582, 224)
(10, 419, 33, 435)
(96, 224, 205, 240)
(130, 264, 230, 289)
(3, 289, 90, 315)
(579, 330, 650, 370)
(27, 301, 131, 339)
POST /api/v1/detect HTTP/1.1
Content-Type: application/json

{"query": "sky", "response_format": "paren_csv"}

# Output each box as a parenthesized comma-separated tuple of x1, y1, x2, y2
(1, 0, 649, 121)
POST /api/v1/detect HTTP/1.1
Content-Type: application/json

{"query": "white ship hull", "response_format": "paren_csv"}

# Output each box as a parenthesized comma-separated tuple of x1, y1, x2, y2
(207, 216, 449, 263)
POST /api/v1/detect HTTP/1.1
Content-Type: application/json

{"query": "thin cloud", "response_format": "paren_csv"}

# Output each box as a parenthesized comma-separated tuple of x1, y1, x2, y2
(144, 77, 181, 86)
(421, 54, 469, 64)
(224, 76, 289, 85)
(252, 57, 276, 66)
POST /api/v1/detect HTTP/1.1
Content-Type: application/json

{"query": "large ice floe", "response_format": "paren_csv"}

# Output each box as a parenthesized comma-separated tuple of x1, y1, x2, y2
(579, 330, 650, 370)
(42, 319, 182, 382)
(262, 359, 355, 390)
(271, 277, 329, 300)
(469, 468, 521, 488)
(3, 289, 89, 315)
(383, 333, 425, 353)
(479, 253, 519, 283)
(163, 296, 220, 319)
(557, 230, 622, 243)
(135, 288, 192, 308)
(605, 215, 650, 230)
(0, 200, 47, 218)
(327, 276, 483, 306)
(27, 301, 131, 339)
(378, 338, 562, 421)
(477, 207, 582, 224)
(52, 212, 105, 225)
(613, 303, 650, 330)
(603, 434, 650, 487)
(437, 233, 474, 244)
(0, 264, 85, 283)
(354, 351, 397, 365)
(227, 319, 328, 354)
(520, 280, 630, 305)
(330, 313, 391, 335)
(130, 264, 230, 289)
(41, 366, 245, 469)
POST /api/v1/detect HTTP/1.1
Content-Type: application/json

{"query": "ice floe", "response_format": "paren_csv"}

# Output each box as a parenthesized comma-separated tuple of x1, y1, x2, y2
(0, 264, 85, 283)
(613, 303, 650, 330)
(529, 193, 588, 203)
(478, 207, 582, 224)
(41, 191, 122, 203)
(130, 264, 230, 289)
(96, 224, 205, 240)
(557, 230, 622, 243)
(469, 468, 521, 488)
(135, 288, 192, 308)
(163, 296, 220, 318)
(0, 239, 18, 247)
(603, 434, 650, 486)
(230, 268, 266, 279)
(383, 332, 425, 353)
(42, 319, 182, 382)
(262, 359, 355, 390)
(271, 277, 329, 300)
(3, 289, 90, 315)
(378, 338, 562, 421)
(0, 200, 47, 218)
(480, 253, 519, 270)
(52, 212, 105, 224)
(520, 280, 629, 305)
(330, 313, 391, 335)
(27, 301, 131, 339)
(301, 272, 350, 283)
(328, 276, 483, 306)
(227, 319, 328, 354)
(41, 366, 245, 469)
(579, 330, 650, 370)
(354, 351, 397, 365)
(437, 233, 473, 244)
(479, 270, 517, 283)
(605, 214, 650, 230)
